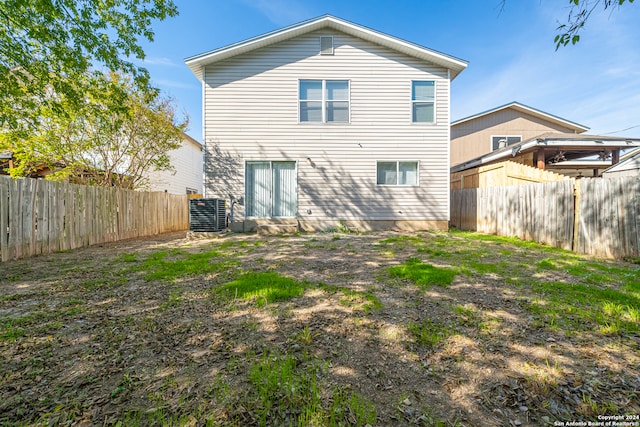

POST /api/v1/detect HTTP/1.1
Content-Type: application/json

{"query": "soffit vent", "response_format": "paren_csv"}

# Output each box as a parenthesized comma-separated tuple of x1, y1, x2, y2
(320, 36, 334, 55)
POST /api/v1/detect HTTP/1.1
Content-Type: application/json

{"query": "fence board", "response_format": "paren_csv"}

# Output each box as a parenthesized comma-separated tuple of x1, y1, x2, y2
(9, 179, 23, 259)
(633, 178, 640, 257)
(451, 177, 640, 258)
(1, 176, 189, 262)
(0, 178, 8, 262)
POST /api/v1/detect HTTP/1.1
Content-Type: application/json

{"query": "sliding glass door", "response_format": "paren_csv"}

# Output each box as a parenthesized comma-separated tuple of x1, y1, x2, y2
(245, 161, 297, 218)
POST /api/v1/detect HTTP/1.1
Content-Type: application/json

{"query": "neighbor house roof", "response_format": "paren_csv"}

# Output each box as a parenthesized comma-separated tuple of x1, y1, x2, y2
(451, 132, 640, 173)
(601, 147, 640, 174)
(181, 132, 203, 150)
(451, 101, 590, 134)
(185, 14, 468, 81)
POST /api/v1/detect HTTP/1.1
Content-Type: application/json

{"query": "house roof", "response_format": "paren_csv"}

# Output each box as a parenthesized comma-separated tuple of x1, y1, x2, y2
(0, 151, 12, 159)
(181, 132, 203, 150)
(601, 147, 640, 174)
(185, 14, 468, 81)
(451, 101, 590, 133)
(451, 132, 640, 173)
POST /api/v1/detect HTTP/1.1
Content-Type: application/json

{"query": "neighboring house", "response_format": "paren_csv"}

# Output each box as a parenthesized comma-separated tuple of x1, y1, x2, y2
(0, 151, 12, 172)
(185, 15, 467, 231)
(450, 102, 589, 166)
(602, 147, 640, 178)
(451, 132, 640, 185)
(144, 132, 203, 195)
(1, 133, 203, 194)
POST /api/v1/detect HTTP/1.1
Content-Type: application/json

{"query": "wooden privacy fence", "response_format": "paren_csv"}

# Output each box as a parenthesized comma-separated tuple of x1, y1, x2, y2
(450, 160, 568, 190)
(1, 176, 189, 262)
(451, 176, 640, 258)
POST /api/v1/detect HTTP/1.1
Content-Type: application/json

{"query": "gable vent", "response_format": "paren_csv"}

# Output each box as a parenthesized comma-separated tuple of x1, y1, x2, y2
(320, 36, 334, 55)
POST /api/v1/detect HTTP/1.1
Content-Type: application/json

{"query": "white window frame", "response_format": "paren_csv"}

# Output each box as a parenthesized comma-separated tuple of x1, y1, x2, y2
(298, 79, 350, 124)
(376, 160, 420, 187)
(411, 80, 436, 124)
(320, 36, 334, 55)
(490, 135, 522, 151)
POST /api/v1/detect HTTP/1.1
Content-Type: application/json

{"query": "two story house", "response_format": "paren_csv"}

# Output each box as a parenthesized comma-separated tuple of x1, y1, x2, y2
(185, 15, 467, 231)
(145, 132, 203, 195)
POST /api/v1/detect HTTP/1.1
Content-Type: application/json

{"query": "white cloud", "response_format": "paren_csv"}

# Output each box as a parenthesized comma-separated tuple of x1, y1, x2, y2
(153, 79, 200, 90)
(143, 57, 180, 67)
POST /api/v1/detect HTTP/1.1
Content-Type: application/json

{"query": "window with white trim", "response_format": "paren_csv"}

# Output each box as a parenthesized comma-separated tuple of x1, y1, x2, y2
(411, 81, 435, 123)
(299, 80, 349, 123)
(376, 161, 419, 186)
(491, 135, 522, 151)
(320, 36, 334, 55)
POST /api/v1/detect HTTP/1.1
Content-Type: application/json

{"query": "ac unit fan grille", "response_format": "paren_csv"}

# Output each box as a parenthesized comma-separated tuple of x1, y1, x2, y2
(189, 198, 226, 232)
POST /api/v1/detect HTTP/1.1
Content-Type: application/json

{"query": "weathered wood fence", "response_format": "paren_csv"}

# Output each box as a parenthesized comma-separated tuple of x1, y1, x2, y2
(1, 176, 189, 262)
(451, 176, 640, 258)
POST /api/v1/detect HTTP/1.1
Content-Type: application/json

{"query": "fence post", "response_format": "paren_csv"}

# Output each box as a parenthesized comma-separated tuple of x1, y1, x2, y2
(0, 177, 8, 262)
(572, 179, 581, 253)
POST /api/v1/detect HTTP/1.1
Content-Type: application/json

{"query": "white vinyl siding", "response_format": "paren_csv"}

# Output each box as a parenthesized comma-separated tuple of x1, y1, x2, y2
(245, 161, 297, 218)
(203, 30, 451, 222)
(144, 135, 203, 194)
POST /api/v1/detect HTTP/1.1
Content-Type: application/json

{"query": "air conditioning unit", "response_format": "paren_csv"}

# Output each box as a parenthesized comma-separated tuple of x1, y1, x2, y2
(189, 198, 226, 232)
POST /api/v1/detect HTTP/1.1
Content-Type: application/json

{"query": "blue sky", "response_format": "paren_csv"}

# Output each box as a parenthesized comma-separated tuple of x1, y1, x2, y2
(136, 0, 640, 142)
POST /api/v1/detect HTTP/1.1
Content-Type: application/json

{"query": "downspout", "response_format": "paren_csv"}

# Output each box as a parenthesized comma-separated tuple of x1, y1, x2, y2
(201, 74, 207, 198)
(446, 69, 451, 226)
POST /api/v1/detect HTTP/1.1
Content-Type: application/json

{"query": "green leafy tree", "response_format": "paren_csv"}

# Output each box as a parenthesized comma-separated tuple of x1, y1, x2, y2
(4, 73, 188, 189)
(554, 0, 635, 48)
(498, 0, 635, 48)
(0, 0, 178, 131)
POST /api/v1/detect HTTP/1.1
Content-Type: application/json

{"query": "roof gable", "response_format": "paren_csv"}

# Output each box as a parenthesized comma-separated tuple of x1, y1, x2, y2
(451, 102, 589, 134)
(185, 15, 468, 81)
(181, 132, 202, 150)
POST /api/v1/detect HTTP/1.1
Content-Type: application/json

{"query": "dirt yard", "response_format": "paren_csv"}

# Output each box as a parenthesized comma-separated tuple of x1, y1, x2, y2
(0, 230, 638, 426)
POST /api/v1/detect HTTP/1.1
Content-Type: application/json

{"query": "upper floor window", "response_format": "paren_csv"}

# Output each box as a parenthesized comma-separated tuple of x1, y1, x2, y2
(412, 81, 435, 123)
(491, 135, 522, 151)
(320, 36, 334, 55)
(299, 80, 349, 123)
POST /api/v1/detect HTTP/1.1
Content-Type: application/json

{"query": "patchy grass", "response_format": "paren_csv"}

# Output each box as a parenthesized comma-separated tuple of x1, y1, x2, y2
(213, 272, 307, 306)
(388, 257, 457, 288)
(242, 351, 376, 427)
(136, 249, 236, 281)
(321, 284, 383, 313)
(1, 230, 639, 426)
(407, 319, 455, 349)
(452, 304, 483, 328)
(527, 281, 640, 334)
